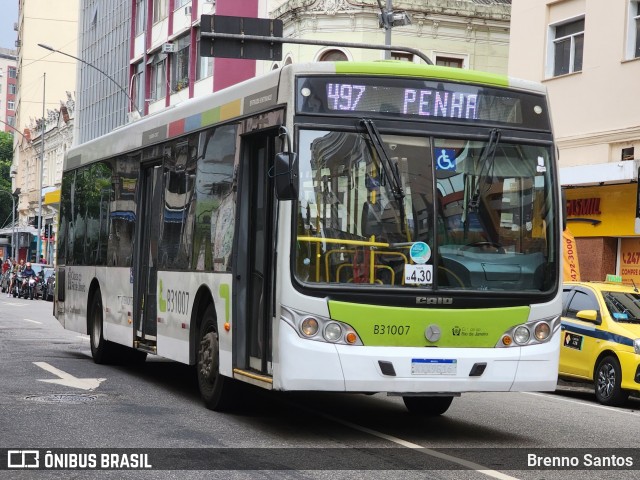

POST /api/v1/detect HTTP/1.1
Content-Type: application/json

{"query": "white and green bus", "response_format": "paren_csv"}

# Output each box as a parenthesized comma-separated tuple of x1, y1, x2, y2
(55, 61, 562, 415)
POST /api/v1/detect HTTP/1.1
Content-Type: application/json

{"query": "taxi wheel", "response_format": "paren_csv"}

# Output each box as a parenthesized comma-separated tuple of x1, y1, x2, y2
(594, 356, 629, 406)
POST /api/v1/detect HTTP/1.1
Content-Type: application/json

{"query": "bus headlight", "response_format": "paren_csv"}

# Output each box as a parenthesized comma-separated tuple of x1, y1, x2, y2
(496, 316, 560, 348)
(634, 339, 640, 355)
(300, 317, 319, 337)
(280, 306, 363, 346)
(324, 323, 342, 342)
(534, 322, 551, 341)
(513, 326, 530, 345)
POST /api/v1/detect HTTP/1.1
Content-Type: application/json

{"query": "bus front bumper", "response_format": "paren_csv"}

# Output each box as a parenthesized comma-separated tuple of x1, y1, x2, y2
(276, 323, 560, 393)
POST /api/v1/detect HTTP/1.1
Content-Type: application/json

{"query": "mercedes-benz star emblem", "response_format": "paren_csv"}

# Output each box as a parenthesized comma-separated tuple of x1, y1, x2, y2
(425, 324, 441, 342)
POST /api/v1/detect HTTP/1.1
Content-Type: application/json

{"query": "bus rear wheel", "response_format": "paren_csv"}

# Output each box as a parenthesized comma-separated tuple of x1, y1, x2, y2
(402, 396, 454, 416)
(197, 305, 235, 411)
(89, 290, 118, 364)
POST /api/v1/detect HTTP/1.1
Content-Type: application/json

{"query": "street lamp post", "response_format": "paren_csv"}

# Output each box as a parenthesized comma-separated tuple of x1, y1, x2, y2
(36, 73, 45, 263)
(376, 0, 412, 60)
(37, 43, 142, 120)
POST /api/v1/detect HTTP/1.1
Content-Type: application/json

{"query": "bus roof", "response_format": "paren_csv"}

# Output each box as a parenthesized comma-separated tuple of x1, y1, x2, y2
(65, 61, 547, 169)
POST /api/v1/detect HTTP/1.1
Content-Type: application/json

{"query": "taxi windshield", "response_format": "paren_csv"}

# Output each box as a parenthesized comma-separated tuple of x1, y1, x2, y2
(603, 291, 640, 323)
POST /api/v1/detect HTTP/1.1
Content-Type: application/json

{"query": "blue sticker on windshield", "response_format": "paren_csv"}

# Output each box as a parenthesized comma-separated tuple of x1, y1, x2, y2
(435, 149, 457, 171)
(613, 312, 629, 320)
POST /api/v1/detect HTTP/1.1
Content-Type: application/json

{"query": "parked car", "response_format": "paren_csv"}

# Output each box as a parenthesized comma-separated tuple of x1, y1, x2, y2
(560, 278, 640, 406)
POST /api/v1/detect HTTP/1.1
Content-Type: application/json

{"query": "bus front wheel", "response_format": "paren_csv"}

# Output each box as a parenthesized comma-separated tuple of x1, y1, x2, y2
(402, 395, 454, 416)
(197, 305, 236, 411)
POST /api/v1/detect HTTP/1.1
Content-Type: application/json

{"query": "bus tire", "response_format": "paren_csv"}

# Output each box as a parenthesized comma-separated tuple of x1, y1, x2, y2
(594, 356, 629, 406)
(402, 396, 454, 416)
(197, 305, 235, 411)
(89, 289, 118, 364)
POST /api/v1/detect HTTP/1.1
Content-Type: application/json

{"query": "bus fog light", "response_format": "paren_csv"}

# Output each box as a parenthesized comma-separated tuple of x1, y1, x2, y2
(300, 317, 319, 337)
(502, 335, 512, 346)
(534, 322, 551, 341)
(514, 326, 530, 344)
(324, 323, 342, 342)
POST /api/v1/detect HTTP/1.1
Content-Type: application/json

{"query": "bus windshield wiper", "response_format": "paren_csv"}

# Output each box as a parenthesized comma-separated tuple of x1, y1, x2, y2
(360, 119, 405, 203)
(360, 119, 406, 238)
(468, 128, 502, 211)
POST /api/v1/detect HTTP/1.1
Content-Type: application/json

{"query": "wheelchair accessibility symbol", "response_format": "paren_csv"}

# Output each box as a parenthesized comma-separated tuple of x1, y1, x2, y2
(436, 149, 457, 171)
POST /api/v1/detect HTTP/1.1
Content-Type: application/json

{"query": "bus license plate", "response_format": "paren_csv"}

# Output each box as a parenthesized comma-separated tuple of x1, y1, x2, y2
(411, 359, 457, 375)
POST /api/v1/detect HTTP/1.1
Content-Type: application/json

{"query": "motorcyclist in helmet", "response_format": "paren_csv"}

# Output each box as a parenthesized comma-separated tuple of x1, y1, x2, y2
(23, 262, 36, 278)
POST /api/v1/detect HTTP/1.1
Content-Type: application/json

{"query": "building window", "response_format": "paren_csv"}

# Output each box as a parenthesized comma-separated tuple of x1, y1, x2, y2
(435, 56, 464, 68)
(175, 0, 190, 8)
(171, 35, 190, 92)
(150, 55, 166, 100)
(135, 0, 146, 35)
(318, 49, 348, 62)
(196, 33, 213, 80)
(551, 18, 584, 76)
(622, 147, 635, 161)
(8, 67, 16, 78)
(153, 0, 167, 23)
(7, 115, 15, 127)
(636, 2, 640, 57)
(132, 61, 145, 114)
(391, 51, 414, 62)
(8, 84, 16, 95)
(7, 101, 14, 111)
(629, 1, 640, 59)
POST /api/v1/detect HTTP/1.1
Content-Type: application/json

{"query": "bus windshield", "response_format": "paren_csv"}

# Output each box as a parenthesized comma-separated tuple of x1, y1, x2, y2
(294, 127, 556, 292)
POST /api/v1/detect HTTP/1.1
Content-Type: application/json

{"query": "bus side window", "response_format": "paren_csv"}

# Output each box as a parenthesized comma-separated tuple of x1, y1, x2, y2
(193, 124, 238, 272)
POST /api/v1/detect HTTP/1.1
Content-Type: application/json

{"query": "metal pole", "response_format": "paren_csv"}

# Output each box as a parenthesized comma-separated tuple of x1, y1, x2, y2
(385, 0, 392, 60)
(199, 32, 432, 64)
(36, 73, 45, 263)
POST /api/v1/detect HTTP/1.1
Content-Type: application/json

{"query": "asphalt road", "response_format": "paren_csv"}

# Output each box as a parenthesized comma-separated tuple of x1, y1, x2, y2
(1, 296, 639, 479)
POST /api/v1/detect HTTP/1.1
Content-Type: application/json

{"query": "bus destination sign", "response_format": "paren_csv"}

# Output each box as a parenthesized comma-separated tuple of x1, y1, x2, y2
(297, 76, 550, 130)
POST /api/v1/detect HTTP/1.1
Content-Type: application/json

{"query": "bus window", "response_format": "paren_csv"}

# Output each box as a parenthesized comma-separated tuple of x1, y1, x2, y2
(192, 124, 238, 272)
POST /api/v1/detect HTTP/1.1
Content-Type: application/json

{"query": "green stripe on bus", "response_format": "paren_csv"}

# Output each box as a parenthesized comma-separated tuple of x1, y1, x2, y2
(328, 300, 529, 347)
(334, 62, 509, 88)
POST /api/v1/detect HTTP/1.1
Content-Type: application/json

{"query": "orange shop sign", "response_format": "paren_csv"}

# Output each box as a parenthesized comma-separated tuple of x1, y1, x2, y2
(620, 238, 640, 280)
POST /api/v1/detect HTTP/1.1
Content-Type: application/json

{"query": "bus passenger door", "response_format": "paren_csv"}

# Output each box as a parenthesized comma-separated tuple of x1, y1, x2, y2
(235, 130, 279, 376)
(134, 163, 162, 351)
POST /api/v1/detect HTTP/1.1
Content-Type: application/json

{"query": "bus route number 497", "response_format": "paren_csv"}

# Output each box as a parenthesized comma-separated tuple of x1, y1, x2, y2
(404, 264, 433, 285)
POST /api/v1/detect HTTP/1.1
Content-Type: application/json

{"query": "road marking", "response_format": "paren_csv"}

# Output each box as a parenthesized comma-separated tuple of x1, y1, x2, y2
(524, 392, 640, 416)
(33, 362, 106, 391)
(315, 410, 520, 479)
(22, 318, 42, 325)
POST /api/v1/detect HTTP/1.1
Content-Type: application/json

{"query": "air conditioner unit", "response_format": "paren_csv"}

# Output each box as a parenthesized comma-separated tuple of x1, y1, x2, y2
(13, 22, 18, 31)
(161, 43, 176, 53)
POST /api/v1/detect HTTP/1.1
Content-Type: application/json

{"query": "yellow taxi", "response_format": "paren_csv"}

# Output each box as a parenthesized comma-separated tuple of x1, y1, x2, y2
(560, 277, 640, 406)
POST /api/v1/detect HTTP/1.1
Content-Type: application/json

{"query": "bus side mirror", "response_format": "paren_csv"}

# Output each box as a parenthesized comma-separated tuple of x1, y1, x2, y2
(273, 152, 298, 200)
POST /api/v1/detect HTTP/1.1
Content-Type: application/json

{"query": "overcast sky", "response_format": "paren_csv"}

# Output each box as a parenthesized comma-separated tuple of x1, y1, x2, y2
(0, 1, 19, 51)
